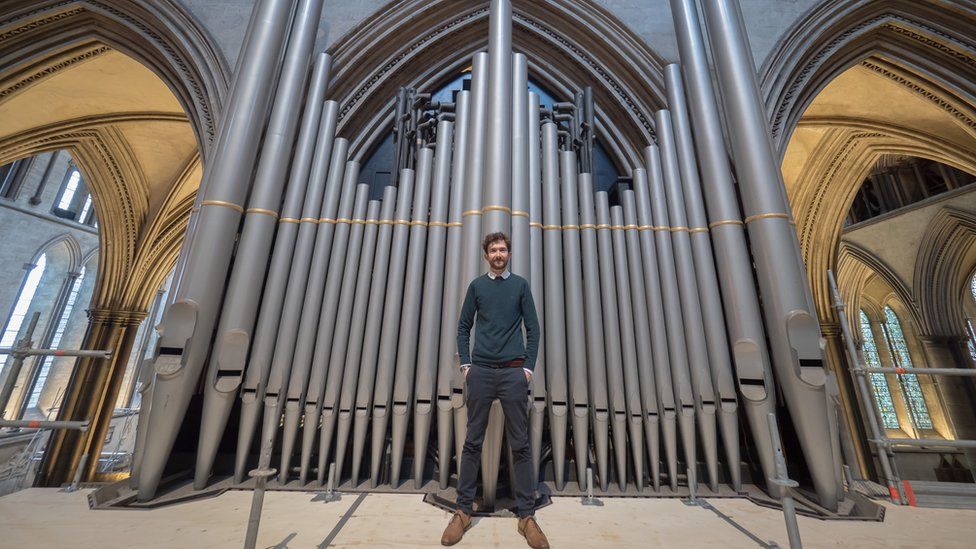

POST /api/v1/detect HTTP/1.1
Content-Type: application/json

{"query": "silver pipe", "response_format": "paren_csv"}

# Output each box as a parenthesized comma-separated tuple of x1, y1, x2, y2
(344, 185, 398, 487)
(193, 0, 328, 487)
(389, 147, 435, 488)
(665, 63, 743, 492)
(137, 0, 293, 501)
(577, 173, 611, 491)
(668, 0, 778, 497)
(699, 0, 839, 510)
(306, 183, 371, 485)
(455, 51, 488, 493)
(436, 90, 470, 489)
(368, 168, 416, 487)
(290, 164, 361, 483)
(526, 92, 548, 487)
(511, 54, 530, 278)
(621, 191, 664, 492)
(258, 137, 348, 486)
(480, 2, 514, 506)
(0, 419, 88, 430)
(482, 0, 513, 238)
(331, 196, 385, 486)
(559, 150, 591, 491)
(413, 120, 455, 488)
(541, 120, 569, 490)
(234, 100, 340, 483)
(0, 348, 111, 359)
(655, 109, 720, 491)
(609, 205, 647, 492)
(642, 145, 698, 490)
(594, 192, 630, 490)
(860, 367, 976, 377)
(630, 168, 680, 491)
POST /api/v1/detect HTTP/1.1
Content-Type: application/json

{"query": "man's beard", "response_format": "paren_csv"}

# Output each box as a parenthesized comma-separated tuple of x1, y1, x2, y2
(491, 257, 508, 270)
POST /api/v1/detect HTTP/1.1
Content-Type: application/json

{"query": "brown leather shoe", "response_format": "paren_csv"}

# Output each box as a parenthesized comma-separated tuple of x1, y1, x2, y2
(518, 516, 550, 549)
(441, 510, 472, 546)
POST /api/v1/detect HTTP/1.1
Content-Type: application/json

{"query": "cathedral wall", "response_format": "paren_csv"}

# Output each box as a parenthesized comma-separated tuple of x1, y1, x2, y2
(175, 0, 822, 74)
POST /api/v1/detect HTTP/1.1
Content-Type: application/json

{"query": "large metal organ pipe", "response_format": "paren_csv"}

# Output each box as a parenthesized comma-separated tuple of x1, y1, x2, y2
(133, 0, 845, 512)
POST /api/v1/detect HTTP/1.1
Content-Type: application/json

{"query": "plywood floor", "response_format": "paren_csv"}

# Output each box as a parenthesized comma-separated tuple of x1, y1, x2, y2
(1, 487, 974, 548)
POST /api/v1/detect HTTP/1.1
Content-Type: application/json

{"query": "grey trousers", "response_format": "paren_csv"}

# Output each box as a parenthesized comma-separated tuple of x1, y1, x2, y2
(456, 365, 535, 517)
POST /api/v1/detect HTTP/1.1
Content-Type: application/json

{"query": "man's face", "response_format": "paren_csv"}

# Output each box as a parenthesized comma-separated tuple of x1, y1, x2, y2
(485, 240, 510, 272)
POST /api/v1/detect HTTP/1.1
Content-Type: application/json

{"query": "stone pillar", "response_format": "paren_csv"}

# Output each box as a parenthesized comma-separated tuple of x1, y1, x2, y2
(895, 168, 919, 204)
(36, 308, 146, 486)
(910, 161, 930, 199)
(918, 334, 976, 475)
(820, 322, 871, 478)
(937, 164, 959, 190)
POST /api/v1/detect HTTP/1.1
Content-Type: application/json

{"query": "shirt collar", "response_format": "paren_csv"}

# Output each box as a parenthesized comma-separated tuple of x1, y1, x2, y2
(487, 269, 511, 280)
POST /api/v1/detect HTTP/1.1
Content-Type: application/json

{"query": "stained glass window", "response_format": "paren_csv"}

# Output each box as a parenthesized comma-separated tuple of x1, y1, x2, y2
(883, 306, 933, 430)
(859, 310, 900, 429)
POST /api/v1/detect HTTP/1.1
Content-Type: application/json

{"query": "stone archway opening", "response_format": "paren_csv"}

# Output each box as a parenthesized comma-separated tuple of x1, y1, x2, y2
(774, 6, 976, 480)
(0, 2, 223, 487)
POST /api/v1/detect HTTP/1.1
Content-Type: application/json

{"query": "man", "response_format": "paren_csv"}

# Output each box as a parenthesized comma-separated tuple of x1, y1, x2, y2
(441, 232, 548, 549)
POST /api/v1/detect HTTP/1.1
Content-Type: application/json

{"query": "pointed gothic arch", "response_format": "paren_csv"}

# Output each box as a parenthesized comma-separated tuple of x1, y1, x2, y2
(0, 0, 229, 153)
(914, 207, 976, 337)
(762, 0, 976, 155)
(327, 0, 668, 171)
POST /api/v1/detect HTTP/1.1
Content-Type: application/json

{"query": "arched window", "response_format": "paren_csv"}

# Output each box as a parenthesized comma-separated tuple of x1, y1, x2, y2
(0, 255, 47, 370)
(859, 310, 900, 429)
(26, 266, 86, 410)
(882, 306, 933, 430)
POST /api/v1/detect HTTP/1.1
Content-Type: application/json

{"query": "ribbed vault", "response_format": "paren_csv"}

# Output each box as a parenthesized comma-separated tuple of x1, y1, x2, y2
(0, 4, 209, 313)
(0, 0, 229, 154)
(913, 208, 976, 337)
(327, 0, 667, 171)
(762, 0, 976, 155)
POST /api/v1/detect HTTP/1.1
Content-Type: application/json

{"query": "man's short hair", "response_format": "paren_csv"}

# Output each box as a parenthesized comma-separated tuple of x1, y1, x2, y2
(482, 232, 511, 254)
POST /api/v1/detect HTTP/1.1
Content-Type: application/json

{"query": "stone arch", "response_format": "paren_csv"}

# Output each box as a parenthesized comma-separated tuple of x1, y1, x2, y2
(836, 240, 917, 331)
(914, 207, 976, 337)
(0, 0, 229, 154)
(0, 2, 208, 314)
(32, 233, 84, 274)
(790, 118, 976, 323)
(327, 0, 668, 171)
(761, 0, 976, 154)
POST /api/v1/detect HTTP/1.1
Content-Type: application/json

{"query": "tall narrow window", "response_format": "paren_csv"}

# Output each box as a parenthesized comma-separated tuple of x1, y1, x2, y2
(0, 255, 47, 371)
(56, 169, 80, 211)
(968, 275, 976, 361)
(859, 310, 900, 429)
(52, 167, 91, 223)
(26, 267, 86, 410)
(883, 306, 933, 430)
(78, 194, 93, 225)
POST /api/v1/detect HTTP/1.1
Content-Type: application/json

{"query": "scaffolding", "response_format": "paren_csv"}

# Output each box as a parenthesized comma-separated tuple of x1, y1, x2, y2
(828, 270, 976, 505)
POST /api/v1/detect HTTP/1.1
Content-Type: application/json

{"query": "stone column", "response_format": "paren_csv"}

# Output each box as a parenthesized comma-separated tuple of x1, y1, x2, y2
(937, 164, 959, 190)
(918, 334, 976, 475)
(910, 161, 930, 199)
(36, 308, 146, 486)
(820, 322, 871, 477)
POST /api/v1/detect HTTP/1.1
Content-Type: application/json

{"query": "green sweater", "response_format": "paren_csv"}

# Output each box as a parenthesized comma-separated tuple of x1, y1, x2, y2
(457, 272, 540, 371)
